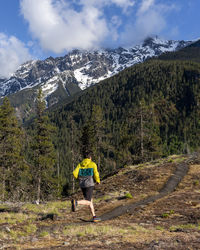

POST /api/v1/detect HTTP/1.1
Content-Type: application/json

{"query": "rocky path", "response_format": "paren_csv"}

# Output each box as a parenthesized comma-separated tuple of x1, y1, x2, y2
(99, 153, 199, 221)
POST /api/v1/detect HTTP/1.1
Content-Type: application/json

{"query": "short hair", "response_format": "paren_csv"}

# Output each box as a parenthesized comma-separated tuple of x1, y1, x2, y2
(83, 152, 92, 159)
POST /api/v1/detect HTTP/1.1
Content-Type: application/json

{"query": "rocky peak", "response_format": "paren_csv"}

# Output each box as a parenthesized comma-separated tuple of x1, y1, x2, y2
(0, 37, 192, 104)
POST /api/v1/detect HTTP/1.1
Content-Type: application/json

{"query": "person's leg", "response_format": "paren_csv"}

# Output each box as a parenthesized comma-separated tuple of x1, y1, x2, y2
(77, 199, 90, 205)
(71, 188, 89, 212)
(89, 199, 95, 217)
(79, 187, 95, 216)
(72, 188, 100, 221)
(77, 199, 95, 217)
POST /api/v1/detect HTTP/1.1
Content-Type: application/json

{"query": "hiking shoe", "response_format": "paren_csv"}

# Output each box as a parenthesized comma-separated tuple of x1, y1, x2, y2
(71, 199, 77, 212)
(93, 216, 101, 222)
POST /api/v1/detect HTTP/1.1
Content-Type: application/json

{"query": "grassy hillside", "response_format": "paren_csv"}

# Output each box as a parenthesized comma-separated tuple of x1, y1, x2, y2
(0, 154, 200, 249)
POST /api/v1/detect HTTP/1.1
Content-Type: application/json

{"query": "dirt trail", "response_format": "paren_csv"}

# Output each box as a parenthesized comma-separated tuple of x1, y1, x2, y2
(99, 153, 199, 221)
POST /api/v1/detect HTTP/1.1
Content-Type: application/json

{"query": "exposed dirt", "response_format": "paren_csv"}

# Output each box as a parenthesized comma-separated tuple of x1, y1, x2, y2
(1, 153, 200, 249)
(99, 153, 197, 221)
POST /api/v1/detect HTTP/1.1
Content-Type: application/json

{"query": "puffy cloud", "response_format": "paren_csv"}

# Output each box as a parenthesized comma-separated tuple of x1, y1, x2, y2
(20, 0, 137, 53)
(0, 33, 31, 78)
(111, 15, 122, 27)
(135, 10, 166, 41)
(138, 0, 155, 14)
(121, 1, 177, 46)
(20, 0, 109, 53)
(20, 0, 178, 54)
(107, 0, 135, 13)
(108, 16, 122, 41)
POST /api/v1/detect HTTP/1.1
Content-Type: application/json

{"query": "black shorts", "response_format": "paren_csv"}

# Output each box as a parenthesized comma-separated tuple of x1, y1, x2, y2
(81, 186, 94, 201)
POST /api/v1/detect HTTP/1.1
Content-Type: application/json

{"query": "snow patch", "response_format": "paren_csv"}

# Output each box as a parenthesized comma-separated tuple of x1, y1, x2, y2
(0, 37, 193, 97)
(41, 76, 59, 98)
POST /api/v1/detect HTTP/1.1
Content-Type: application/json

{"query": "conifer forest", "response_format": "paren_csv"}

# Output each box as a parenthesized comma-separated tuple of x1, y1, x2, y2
(0, 57, 200, 201)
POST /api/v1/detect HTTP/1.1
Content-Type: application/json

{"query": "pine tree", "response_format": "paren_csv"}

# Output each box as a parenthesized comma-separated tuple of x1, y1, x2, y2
(69, 113, 80, 193)
(117, 121, 134, 166)
(80, 123, 95, 157)
(90, 105, 105, 168)
(31, 89, 59, 202)
(118, 99, 162, 164)
(135, 100, 162, 162)
(0, 97, 28, 201)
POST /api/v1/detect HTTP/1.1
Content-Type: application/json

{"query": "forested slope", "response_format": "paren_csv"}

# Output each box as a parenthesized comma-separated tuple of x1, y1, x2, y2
(49, 59, 200, 192)
(158, 39, 200, 62)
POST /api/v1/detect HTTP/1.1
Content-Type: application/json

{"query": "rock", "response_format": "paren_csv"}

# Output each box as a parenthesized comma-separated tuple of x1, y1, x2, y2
(105, 240, 112, 245)
(40, 213, 58, 221)
(5, 227, 11, 233)
(63, 242, 70, 246)
(31, 237, 39, 243)
(33, 200, 40, 205)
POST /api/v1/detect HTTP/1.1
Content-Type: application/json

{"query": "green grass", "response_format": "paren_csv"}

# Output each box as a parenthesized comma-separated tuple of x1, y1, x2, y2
(0, 212, 37, 224)
(10, 229, 27, 241)
(156, 226, 165, 231)
(39, 231, 49, 237)
(125, 192, 133, 199)
(193, 180, 199, 186)
(170, 224, 198, 231)
(63, 224, 148, 238)
(22, 201, 69, 215)
(95, 195, 111, 202)
(23, 224, 37, 234)
(63, 224, 117, 237)
(0, 231, 7, 239)
(162, 213, 169, 218)
(0, 204, 9, 210)
(161, 210, 174, 218)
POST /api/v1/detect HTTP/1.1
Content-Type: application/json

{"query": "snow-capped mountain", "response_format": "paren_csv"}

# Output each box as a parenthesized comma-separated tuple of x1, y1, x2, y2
(0, 37, 192, 105)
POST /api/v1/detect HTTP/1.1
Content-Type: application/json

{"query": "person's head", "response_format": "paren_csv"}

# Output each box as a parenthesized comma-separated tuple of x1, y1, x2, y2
(84, 152, 92, 159)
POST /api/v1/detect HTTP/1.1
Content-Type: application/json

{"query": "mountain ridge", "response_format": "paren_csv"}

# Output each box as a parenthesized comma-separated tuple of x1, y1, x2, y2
(0, 37, 192, 104)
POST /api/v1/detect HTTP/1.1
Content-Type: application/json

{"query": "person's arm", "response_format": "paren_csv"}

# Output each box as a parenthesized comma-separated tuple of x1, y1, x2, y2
(93, 163, 100, 183)
(73, 164, 80, 179)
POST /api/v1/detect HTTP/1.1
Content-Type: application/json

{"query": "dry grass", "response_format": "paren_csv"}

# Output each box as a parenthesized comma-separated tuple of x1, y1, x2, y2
(21, 201, 70, 215)
(63, 223, 135, 237)
(0, 212, 37, 224)
(1, 155, 200, 249)
(189, 164, 200, 175)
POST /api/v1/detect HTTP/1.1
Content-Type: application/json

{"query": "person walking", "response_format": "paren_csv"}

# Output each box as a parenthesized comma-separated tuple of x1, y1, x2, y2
(71, 153, 101, 222)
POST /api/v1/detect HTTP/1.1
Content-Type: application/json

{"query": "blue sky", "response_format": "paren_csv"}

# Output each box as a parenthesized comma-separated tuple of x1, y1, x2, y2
(0, 0, 200, 78)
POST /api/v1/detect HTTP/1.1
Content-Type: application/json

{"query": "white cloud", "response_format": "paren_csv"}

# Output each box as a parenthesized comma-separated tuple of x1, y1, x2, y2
(0, 33, 31, 78)
(20, 0, 109, 53)
(136, 10, 166, 40)
(79, 0, 135, 11)
(111, 15, 122, 27)
(20, 0, 137, 53)
(19, 0, 179, 54)
(138, 0, 155, 14)
(109, 16, 122, 41)
(121, 1, 178, 46)
(108, 0, 135, 13)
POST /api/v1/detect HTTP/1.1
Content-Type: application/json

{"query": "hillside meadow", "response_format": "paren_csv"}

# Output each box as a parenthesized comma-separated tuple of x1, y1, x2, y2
(0, 154, 200, 249)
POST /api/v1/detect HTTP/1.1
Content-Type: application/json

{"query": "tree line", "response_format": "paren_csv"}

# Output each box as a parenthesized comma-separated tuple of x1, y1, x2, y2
(0, 91, 105, 201)
(0, 90, 59, 202)
(1, 59, 200, 201)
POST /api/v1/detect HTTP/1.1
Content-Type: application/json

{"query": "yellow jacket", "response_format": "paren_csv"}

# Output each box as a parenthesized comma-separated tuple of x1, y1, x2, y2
(73, 158, 100, 187)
